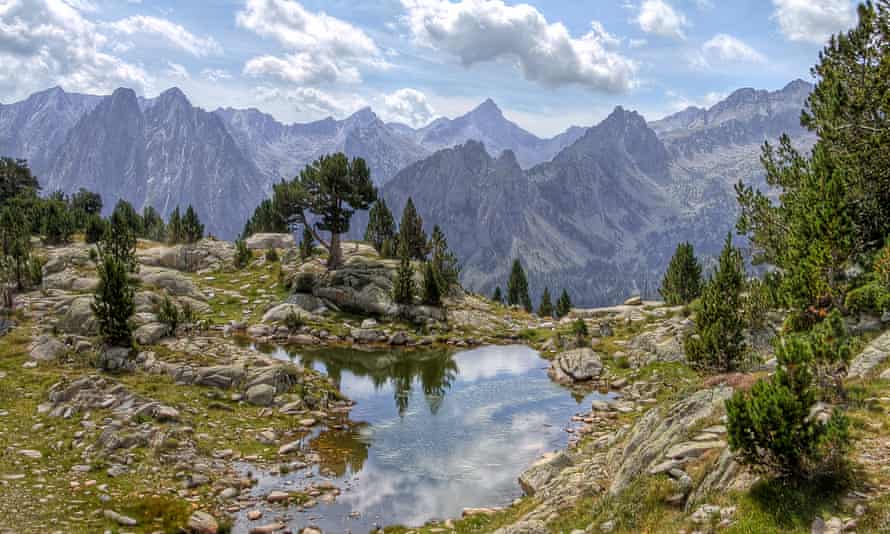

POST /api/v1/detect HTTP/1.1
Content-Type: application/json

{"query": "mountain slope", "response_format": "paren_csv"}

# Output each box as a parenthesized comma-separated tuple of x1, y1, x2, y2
(45, 88, 263, 239)
(0, 87, 101, 175)
(214, 106, 429, 187)
(412, 99, 586, 168)
(377, 107, 679, 305)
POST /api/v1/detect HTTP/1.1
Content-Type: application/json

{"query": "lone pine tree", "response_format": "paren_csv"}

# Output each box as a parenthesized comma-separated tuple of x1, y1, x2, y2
(660, 242, 703, 306)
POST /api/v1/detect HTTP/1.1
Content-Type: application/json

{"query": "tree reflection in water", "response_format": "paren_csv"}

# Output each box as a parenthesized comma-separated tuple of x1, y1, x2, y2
(277, 346, 459, 416)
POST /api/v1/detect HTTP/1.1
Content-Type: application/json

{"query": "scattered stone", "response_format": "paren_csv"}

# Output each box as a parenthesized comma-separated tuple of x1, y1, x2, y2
(187, 511, 219, 534)
(103, 510, 138, 527)
(18, 449, 42, 459)
(250, 524, 285, 534)
(246, 384, 276, 407)
(247, 510, 263, 521)
(624, 296, 643, 306)
(29, 335, 66, 362)
(266, 491, 290, 503)
(549, 348, 603, 383)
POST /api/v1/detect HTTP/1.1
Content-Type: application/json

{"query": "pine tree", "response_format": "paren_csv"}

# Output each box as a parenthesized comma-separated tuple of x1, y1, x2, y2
(507, 259, 532, 312)
(0, 158, 39, 204)
(660, 242, 703, 305)
(40, 197, 75, 245)
(393, 250, 416, 305)
(398, 197, 429, 260)
(421, 261, 442, 306)
(93, 221, 135, 348)
(101, 208, 138, 273)
(181, 205, 204, 244)
(538, 287, 554, 317)
(84, 214, 106, 244)
(726, 332, 850, 479)
(69, 188, 102, 228)
(556, 289, 572, 318)
(167, 206, 183, 245)
(736, 2, 890, 313)
(429, 225, 460, 289)
(365, 197, 397, 252)
(0, 206, 32, 291)
(111, 200, 144, 238)
(685, 234, 747, 372)
(234, 239, 252, 269)
(299, 225, 314, 260)
(380, 238, 395, 259)
(142, 206, 166, 242)
(242, 198, 287, 238)
(271, 154, 376, 269)
(492, 286, 503, 304)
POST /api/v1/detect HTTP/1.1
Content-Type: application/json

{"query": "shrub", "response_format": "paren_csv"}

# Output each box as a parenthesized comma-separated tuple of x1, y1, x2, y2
(157, 296, 180, 332)
(234, 240, 252, 269)
(571, 318, 588, 342)
(875, 240, 890, 287)
(844, 280, 890, 315)
(180, 301, 197, 325)
(265, 248, 279, 263)
(284, 309, 304, 332)
(726, 334, 850, 480)
(27, 255, 44, 288)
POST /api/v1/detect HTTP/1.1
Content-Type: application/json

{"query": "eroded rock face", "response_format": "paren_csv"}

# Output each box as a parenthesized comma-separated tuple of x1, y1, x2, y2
(134, 323, 170, 345)
(848, 329, 890, 378)
(29, 335, 67, 362)
(58, 296, 97, 336)
(607, 386, 733, 495)
(139, 268, 206, 301)
(246, 233, 295, 250)
(518, 451, 573, 496)
(549, 348, 604, 383)
(261, 303, 310, 324)
(137, 239, 235, 273)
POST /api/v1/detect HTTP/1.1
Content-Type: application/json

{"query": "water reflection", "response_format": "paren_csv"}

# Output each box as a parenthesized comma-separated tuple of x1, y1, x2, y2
(274, 346, 460, 416)
(243, 344, 606, 532)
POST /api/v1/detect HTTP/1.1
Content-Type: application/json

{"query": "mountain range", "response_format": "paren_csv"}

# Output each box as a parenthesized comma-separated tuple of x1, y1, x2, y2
(0, 80, 816, 305)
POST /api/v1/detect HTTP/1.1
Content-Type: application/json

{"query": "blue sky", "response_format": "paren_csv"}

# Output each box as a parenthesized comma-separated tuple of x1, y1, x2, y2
(0, 0, 860, 136)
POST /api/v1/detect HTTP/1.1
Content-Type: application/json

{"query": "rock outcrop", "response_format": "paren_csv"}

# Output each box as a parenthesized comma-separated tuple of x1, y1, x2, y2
(848, 330, 890, 379)
(608, 386, 733, 495)
(548, 348, 604, 384)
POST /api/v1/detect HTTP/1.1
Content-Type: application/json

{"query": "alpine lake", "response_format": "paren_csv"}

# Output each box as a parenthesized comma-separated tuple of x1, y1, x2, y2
(231, 343, 611, 532)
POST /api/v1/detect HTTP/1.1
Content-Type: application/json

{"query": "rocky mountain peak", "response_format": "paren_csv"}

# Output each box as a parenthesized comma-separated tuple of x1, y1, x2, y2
(469, 98, 504, 120)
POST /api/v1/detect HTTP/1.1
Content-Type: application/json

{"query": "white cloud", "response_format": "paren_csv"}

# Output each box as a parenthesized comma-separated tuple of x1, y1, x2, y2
(401, 0, 637, 92)
(702, 34, 765, 63)
(200, 68, 232, 82)
(105, 15, 222, 57)
(628, 38, 648, 48)
(0, 0, 149, 99)
(637, 0, 688, 40)
(379, 88, 436, 128)
(237, 0, 386, 85)
(665, 89, 728, 113)
(771, 0, 857, 44)
(255, 86, 367, 118)
(164, 62, 190, 80)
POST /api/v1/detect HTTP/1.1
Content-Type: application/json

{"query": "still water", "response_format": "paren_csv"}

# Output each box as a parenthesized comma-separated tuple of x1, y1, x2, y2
(237, 344, 606, 532)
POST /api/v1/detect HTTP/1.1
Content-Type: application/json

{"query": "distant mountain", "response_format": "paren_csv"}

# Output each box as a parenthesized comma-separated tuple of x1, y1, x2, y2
(0, 87, 101, 174)
(0, 86, 587, 239)
(44, 88, 263, 239)
(363, 81, 817, 306)
(214, 106, 429, 187)
(0, 81, 817, 304)
(408, 99, 586, 168)
(368, 107, 679, 305)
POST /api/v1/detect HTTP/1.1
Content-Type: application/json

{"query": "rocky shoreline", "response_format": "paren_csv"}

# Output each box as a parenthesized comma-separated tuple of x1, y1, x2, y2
(5, 235, 890, 533)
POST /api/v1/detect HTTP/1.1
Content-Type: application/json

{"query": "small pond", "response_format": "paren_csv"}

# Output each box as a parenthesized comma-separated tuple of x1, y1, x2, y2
(236, 344, 609, 532)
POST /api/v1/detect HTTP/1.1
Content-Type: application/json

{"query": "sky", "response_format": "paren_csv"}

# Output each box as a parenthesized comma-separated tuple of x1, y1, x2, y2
(0, 0, 861, 137)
